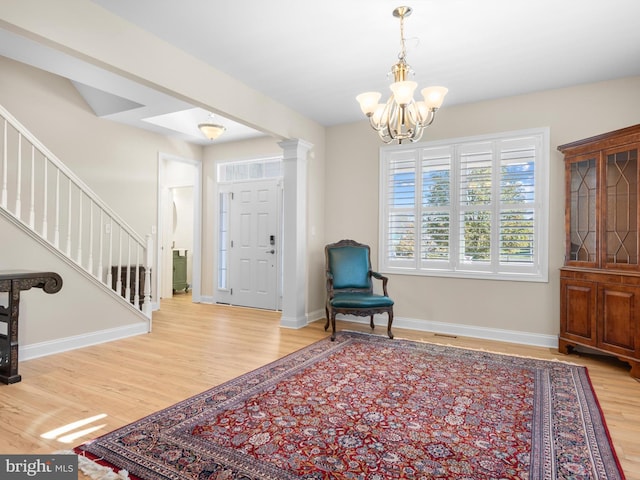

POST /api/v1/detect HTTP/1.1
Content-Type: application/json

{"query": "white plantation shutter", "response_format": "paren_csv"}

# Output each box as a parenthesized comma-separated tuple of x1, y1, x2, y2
(499, 138, 537, 269)
(459, 143, 493, 271)
(380, 128, 549, 282)
(421, 147, 452, 267)
(383, 149, 418, 268)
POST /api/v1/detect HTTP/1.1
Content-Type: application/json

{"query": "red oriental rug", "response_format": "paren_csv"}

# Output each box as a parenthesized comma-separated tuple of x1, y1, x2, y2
(74, 332, 625, 479)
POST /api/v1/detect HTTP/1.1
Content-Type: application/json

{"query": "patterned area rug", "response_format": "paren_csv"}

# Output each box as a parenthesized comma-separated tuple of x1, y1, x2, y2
(74, 332, 625, 479)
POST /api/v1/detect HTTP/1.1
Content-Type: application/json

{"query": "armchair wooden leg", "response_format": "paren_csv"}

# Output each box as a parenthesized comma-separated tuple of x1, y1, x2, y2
(387, 311, 394, 339)
(324, 306, 330, 331)
(369, 315, 375, 330)
(330, 313, 337, 341)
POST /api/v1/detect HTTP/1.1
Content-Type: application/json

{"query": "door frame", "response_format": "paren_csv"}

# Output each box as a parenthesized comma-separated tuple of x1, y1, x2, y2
(157, 152, 202, 303)
(214, 163, 283, 309)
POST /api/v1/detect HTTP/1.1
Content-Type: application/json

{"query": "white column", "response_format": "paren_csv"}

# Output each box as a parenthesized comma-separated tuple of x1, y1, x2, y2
(278, 138, 313, 329)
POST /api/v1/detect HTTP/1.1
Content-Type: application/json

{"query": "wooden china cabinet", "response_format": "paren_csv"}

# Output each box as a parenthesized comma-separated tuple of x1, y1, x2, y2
(558, 124, 640, 378)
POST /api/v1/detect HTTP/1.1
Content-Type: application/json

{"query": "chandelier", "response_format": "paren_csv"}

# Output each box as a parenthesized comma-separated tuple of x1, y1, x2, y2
(356, 6, 448, 144)
(198, 114, 226, 141)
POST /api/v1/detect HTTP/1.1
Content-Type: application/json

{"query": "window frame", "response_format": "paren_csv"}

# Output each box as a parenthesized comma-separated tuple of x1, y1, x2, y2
(379, 128, 550, 282)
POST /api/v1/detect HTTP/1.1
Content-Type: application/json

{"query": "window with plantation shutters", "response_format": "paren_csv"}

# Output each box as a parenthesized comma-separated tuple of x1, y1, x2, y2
(379, 128, 549, 282)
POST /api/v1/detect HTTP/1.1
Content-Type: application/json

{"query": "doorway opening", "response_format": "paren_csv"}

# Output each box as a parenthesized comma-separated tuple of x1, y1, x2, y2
(215, 156, 283, 310)
(157, 153, 202, 303)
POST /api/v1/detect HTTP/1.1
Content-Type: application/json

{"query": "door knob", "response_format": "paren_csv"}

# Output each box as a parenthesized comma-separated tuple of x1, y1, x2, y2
(266, 249, 275, 254)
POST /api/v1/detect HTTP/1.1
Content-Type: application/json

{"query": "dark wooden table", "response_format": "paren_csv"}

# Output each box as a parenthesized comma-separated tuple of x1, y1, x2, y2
(0, 271, 63, 384)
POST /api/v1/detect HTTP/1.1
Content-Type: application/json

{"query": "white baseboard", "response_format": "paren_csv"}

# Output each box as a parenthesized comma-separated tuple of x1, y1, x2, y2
(307, 309, 326, 324)
(20, 321, 150, 362)
(392, 316, 558, 348)
(280, 314, 308, 329)
(52, 301, 553, 355)
(309, 312, 558, 348)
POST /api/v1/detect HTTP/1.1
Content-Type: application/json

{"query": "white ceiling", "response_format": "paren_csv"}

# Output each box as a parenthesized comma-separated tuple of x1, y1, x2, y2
(3, 0, 640, 145)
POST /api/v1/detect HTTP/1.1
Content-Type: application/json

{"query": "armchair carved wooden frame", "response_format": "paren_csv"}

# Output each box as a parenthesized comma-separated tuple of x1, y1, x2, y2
(324, 239, 394, 341)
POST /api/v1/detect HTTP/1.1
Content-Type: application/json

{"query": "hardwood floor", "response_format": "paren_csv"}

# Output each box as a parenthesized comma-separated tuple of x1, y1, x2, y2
(1, 293, 639, 479)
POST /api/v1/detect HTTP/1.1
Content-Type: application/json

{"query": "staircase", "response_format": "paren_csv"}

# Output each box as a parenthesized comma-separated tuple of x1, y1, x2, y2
(0, 104, 153, 321)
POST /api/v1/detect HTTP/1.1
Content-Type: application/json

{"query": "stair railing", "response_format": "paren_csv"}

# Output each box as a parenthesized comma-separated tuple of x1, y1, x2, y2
(0, 104, 152, 317)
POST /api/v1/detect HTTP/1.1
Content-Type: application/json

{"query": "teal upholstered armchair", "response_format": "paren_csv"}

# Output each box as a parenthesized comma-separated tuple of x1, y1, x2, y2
(324, 239, 394, 341)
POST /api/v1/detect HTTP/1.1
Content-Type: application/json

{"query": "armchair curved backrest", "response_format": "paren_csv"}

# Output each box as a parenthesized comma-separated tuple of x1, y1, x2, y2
(326, 241, 372, 292)
(324, 239, 394, 341)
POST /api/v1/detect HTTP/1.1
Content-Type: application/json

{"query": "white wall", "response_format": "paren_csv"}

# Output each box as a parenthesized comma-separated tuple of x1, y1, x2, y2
(326, 76, 640, 341)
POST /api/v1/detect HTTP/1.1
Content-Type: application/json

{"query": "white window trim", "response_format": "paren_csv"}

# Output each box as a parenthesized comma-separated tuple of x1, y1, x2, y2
(379, 127, 550, 282)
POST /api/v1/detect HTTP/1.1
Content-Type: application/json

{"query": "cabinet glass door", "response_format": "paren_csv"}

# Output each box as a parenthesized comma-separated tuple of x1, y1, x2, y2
(604, 147, 638, 268)
(568, 157, 597, 265)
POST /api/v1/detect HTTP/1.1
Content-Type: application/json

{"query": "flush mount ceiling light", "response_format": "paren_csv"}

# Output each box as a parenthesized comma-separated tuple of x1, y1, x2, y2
(356, 6, 448, 144)
(198, 115, 226, 141)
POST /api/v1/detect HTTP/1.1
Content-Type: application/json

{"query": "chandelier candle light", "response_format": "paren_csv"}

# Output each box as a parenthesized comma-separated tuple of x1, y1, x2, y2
(356, 6, 447, 144)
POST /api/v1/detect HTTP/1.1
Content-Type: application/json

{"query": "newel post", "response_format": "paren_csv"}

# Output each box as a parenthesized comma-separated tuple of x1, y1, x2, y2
(142, 233, 153, 323)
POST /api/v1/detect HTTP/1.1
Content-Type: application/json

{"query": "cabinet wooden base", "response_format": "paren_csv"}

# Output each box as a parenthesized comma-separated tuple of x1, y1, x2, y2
(559, 338, 640, 380)
(0, 373, 21, 385)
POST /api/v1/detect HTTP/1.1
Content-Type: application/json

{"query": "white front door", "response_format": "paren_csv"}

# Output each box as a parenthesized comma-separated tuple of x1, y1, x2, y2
(229, 179, 280, 310)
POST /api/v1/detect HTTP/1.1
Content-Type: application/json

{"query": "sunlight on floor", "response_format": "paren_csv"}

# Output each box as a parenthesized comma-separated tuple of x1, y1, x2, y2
(40, 414, 107, 444)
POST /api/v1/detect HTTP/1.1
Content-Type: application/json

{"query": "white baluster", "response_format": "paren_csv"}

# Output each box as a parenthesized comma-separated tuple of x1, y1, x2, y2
(87, 200, 94, 275)
(134, 246, 140, 309)
(29, 145, 35, 228)
(42, 156, 48, 239)
(116, 229, 123, 298)
(54, 169, 60, 248)
(2, 119, 7, 208)
(125, 237, 131, 304)
(76, 191, 83, 265)
(15, 133, 21, 218)
(106, 219, 113, 291)
(66, 180, 72, 256)
(97, 210, 104, 282)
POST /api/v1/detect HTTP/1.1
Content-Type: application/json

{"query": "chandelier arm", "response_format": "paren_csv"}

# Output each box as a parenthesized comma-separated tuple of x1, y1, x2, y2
(371, 96, 395, 132)
(396, 105, 405, 139)
(381, 123, 394, 143)
(405, 100, 420, 127)
(421, 109, 438, 128)
(410, 118, 424, 142)
(387, 102, 400, 142)
(368, 115, 384, 134)
(370, 116, 393, 144)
